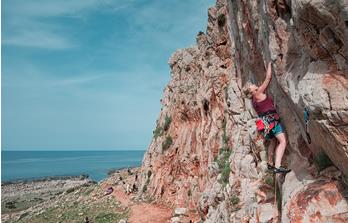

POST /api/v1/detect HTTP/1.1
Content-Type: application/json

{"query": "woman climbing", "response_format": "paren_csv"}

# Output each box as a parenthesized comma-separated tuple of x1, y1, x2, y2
(243, 62, 291, 174)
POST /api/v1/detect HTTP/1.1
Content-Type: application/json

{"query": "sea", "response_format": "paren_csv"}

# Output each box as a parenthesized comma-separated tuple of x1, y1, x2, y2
(1, 150, 146, 182)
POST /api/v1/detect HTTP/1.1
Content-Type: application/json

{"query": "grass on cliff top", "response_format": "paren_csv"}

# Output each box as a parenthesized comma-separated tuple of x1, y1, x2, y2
(12, 185, 129, 223)
(2, 195, 45, 214)
(20, 205, 128, 223)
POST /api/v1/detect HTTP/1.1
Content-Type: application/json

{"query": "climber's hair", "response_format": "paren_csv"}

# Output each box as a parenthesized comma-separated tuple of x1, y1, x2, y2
(242, 82, 254, 99)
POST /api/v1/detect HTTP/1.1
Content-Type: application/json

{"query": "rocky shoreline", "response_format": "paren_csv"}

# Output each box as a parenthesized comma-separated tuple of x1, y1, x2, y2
(1, 167, 142, 223)
(2, 174, 91, 186)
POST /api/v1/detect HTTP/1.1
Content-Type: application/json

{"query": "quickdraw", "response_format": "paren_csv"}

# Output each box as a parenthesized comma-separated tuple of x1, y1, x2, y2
(304, 107, 311, 144)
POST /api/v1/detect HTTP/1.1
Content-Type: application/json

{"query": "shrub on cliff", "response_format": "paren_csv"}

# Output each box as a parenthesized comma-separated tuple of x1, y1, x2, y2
(163, 115, 172, 132)
(229, 194, 240, 212)
(217, 149, 232, 185)
(230, 194, 240, 206)
(162, 135, 173, 151)
(220, 161, 231, 185)
(153, 125, 163, 138)
(153, 115, 172, 139)
(264, 174, 274, 187)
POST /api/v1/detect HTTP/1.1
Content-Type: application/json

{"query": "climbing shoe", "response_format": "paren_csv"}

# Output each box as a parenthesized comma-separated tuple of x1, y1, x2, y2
(273, 166, 291, 174)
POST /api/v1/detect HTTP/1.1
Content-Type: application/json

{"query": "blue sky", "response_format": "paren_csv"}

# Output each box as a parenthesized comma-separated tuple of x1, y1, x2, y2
(2, 0, 214, 150)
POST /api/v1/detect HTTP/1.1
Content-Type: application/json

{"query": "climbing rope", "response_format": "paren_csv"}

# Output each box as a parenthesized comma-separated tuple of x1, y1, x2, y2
(273, 175, 279, 223)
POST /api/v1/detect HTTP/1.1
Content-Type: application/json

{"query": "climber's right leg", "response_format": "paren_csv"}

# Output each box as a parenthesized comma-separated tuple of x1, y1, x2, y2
(273, 131, 291, 174)
(274, 132, 286, 168)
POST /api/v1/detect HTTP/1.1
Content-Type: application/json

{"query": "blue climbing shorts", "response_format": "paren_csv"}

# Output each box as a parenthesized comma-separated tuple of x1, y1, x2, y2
(265, 122, 284, 140)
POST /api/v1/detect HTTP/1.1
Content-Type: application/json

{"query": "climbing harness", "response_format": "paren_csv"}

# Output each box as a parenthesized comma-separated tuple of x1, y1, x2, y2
(256, 111, 280, 137)
(304, 107, 311, 144)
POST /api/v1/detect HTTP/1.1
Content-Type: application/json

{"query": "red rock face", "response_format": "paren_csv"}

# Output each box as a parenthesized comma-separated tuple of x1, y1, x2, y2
(287, 180, 348, 222)
(138, 0, 233, 217)
(138, 0, 348, 222)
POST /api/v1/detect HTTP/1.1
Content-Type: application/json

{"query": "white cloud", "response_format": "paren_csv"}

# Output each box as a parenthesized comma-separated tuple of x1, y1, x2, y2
(2, 0, 135, 49)
(6, 0, 110, 17)
(3, 30, 76, 49)
(50, 74, 104, 86)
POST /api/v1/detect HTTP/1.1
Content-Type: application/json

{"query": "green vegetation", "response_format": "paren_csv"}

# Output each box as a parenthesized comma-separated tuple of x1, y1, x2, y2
(264, 174, 274, 187)
(230, 194, 240, 206)
(163, 115, 172, 132)
(95, 213, 123, 223)
(217, 149, 232, 186)
(229, 194, 240, 212)
(162, 135, 173, 151)
(314, 151, 333, 172)
(215, 118, 233, 186)
(25, 205, 128, 223)
(2, 194, 46, 214)
(153, 125, 163, 139)
(153, 114, 172, 139)
(15, 185, 129, 223)
(4, 201, 16, 210)
(217, 14, 226, 27)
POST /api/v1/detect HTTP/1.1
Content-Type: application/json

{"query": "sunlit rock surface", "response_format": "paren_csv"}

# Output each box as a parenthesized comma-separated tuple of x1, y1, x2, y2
(138, 0, 348, 222)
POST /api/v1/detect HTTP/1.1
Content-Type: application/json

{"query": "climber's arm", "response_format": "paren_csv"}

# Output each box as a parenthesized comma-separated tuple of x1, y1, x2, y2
(257, 62, 272, 93)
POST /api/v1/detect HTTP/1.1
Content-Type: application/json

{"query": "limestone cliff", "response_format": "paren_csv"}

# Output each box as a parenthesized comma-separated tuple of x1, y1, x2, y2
(138, 0, 348, 222)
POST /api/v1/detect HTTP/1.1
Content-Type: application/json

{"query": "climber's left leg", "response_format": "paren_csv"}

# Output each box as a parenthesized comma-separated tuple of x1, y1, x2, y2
(267, 138, 277, 169)
(268, 139, 276, 166)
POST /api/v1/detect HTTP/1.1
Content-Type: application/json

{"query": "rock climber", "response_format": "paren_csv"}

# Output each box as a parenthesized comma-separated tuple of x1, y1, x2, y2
(105, 186, 114, 195)
(243, 61, 291, 174)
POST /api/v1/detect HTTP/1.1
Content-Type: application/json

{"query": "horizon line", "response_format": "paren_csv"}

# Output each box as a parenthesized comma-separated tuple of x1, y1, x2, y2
(1, 149, 147, 151)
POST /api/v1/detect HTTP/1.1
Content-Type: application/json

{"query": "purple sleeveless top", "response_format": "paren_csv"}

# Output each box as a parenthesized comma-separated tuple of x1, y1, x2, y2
(252, 94, 277, 116)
